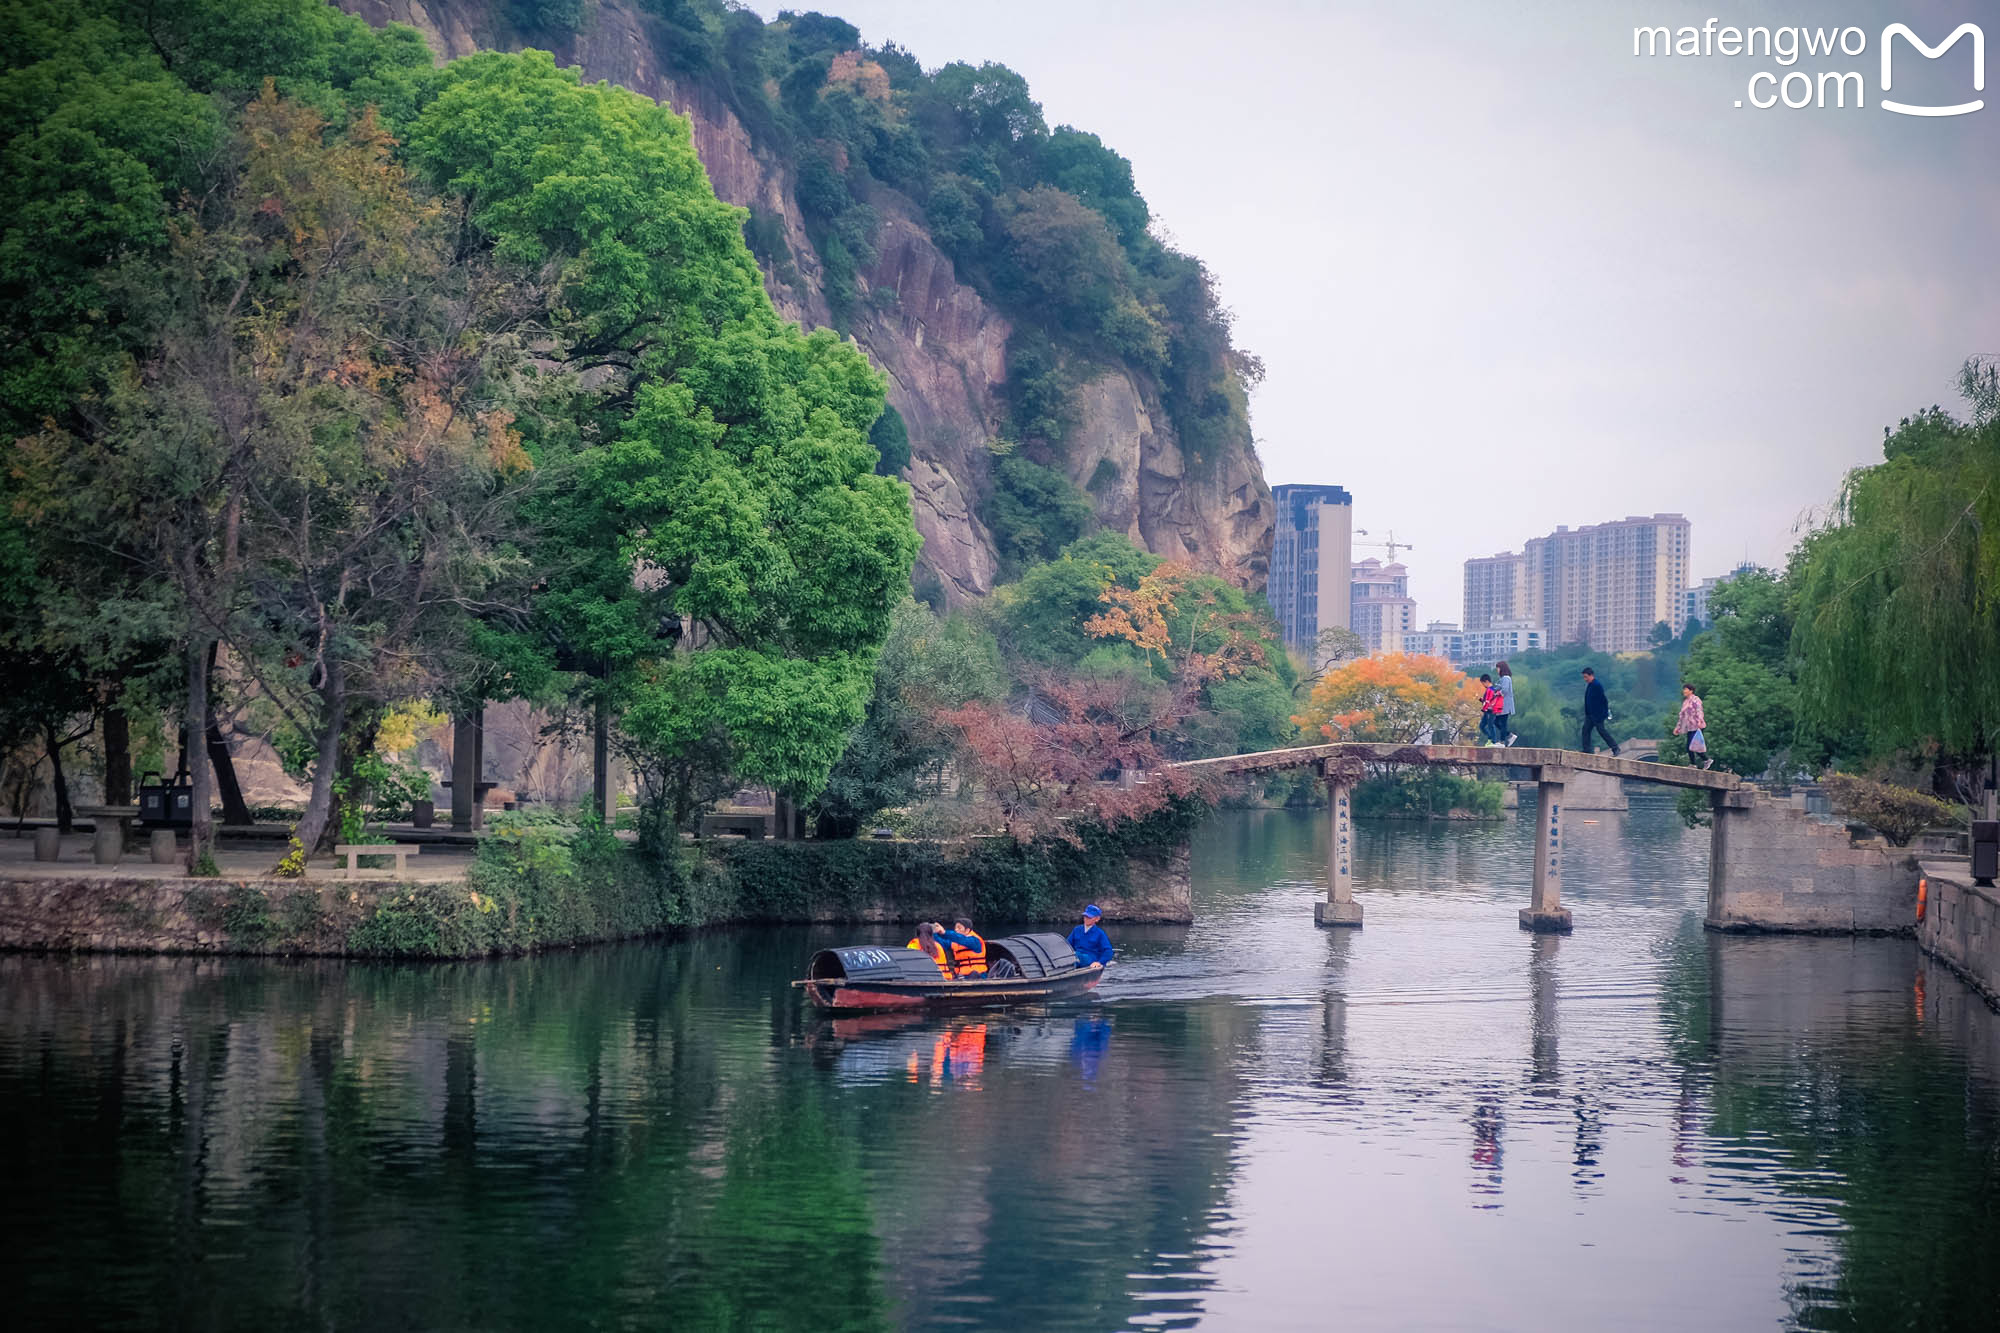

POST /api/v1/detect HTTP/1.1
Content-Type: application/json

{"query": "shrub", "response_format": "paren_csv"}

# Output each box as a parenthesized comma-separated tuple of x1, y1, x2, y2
(1675, 787, 1712, 829)
(982, 452, 1094, 572)
(1821, 773, 1962, 846)
(1352, 769, 1503, 819)
(869, 402, 910, 475)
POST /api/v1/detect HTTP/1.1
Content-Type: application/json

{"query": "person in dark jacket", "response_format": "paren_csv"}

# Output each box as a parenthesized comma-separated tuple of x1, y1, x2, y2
(1578, 667, 1619, 756)
(1067, 904, 1114, 967)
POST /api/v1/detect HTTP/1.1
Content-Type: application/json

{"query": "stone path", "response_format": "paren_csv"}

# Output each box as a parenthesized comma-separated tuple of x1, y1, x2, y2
(0, 831, 475, 883)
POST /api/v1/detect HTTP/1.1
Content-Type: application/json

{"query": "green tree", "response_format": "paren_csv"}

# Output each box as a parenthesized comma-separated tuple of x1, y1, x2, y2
(868, 402, 910, 475)
(1504, 675, 1568, 748)
(810, 597, 1004, 837)
(1792, 360, 2000, 778)
(982, 452, 1094, 574)
(1661, 571, 1816, 779)
(17, 90, 540, 857)
(398, 51, 918, 835)
(991, 531, 1162, 667)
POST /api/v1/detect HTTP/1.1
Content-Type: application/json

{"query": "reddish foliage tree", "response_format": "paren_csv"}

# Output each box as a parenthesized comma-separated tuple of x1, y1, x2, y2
(936, 672, 1210, 843)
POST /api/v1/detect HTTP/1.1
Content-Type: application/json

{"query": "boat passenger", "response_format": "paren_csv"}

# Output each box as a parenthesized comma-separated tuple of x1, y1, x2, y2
(907, 921, 984, 977)
(947, 916, 989, 975)
(1067, 904, 1114, 967)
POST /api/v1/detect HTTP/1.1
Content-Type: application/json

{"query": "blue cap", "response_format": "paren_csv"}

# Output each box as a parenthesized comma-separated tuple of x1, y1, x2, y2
(1083, 904, 1102, 918)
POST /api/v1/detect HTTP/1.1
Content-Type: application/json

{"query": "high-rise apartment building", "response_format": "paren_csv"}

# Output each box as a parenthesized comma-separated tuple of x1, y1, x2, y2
(1521, 514, 1691, 652)
(1466, 515, 1692, 653)
(1350, 557, 1417, 656)
(1463, 552, 1529, 631)
(1267, 484, 1354, 664)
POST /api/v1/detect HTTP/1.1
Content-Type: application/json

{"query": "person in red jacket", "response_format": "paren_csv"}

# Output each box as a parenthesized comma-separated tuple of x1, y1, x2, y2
(1477, 674, 1505, 745)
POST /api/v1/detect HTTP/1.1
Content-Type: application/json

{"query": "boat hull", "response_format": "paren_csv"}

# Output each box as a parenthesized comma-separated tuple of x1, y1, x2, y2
(805, 965, 1104, 1012)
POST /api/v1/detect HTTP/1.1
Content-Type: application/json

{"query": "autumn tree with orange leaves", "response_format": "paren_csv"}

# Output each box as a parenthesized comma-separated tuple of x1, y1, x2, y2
(1084, 559, 1271, 721)
(1292, 653, 1483, 745)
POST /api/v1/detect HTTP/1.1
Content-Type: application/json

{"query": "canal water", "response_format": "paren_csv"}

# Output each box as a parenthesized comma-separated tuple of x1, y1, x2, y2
(3, 801, 1997, 1331)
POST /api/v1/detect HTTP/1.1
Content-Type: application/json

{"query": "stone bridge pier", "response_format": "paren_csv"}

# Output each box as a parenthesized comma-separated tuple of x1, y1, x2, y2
(1520, 768, 1572, 933)
(1314, 767, 1363, 927)
(1309, 757, 1579, 934)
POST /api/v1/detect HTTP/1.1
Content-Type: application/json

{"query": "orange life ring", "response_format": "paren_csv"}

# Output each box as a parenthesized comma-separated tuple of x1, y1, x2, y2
(1916, 877, 1928, 923)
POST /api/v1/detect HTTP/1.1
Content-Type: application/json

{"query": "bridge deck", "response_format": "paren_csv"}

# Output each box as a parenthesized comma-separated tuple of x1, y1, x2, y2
(1174, 742, 1741, 792)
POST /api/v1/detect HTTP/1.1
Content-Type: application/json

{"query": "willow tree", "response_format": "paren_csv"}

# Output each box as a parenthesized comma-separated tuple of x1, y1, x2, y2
(1792, 358, 2000, 780)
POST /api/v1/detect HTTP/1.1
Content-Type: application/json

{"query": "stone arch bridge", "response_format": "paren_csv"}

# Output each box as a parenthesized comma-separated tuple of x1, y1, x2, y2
(1170, 743, 1912, 936)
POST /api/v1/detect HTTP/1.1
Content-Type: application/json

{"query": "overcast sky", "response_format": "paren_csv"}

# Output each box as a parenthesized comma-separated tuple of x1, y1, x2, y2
(748, 0, 1999, 619)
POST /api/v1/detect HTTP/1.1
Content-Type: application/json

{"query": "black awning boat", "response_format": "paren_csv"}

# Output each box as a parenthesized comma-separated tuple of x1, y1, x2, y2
(796, 932, 1104, 1012)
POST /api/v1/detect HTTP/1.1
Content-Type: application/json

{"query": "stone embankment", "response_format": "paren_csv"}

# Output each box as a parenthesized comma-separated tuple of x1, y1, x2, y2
(1706, 789, 1921, 933)
(0, 833, 1191, 959)
(1917, 861, 2000, 1007)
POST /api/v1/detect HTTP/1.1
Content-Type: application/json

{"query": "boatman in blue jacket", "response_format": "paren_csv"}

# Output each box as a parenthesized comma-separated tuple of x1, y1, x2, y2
(1068, 904, 1114, 967)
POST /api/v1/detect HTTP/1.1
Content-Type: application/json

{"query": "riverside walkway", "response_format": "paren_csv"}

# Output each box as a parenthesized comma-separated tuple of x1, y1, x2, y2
(1172, 742, 1744, 933)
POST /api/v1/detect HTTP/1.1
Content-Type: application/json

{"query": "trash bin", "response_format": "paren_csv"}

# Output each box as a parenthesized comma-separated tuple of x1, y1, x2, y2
(1973, 820, 1998, 886)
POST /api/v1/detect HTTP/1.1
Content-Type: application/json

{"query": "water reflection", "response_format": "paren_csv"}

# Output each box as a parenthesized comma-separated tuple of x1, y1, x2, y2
(0, 804, 1996, 1330)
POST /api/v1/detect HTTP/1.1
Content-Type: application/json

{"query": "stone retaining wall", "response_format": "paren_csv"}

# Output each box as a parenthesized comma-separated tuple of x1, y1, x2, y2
(1706, 790, 1919, 933)
(0, 838, 1191, 957)
(1917, 862, 2000, 1008)
(0, 876, 368, 955)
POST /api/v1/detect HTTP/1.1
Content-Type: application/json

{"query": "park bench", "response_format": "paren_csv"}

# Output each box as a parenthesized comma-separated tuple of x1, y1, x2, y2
(334, 843, 420, 879)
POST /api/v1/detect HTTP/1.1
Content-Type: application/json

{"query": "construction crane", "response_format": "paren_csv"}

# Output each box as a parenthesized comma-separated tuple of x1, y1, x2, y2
(1354, 529, 1415, 561)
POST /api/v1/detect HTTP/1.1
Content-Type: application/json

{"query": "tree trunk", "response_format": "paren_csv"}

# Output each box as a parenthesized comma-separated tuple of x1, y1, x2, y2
(292, 661, 346, 855)
(592, 693, 614, 828)
(45, 722, 74, 833)
(185, 639, 214, 870)
(102, 705, 131, 806)
(206, 724, 252, 826)
(201, 640, 251, 825)
(326, 711, 381, 847)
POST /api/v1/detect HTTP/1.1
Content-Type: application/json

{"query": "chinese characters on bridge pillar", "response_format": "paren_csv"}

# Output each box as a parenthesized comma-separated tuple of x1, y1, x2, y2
(1547, 799, 1561, 890)
(1317, 777, 1364, 926)
(1336, 788, 1352, 891)
(1522, 777, 1573, 932)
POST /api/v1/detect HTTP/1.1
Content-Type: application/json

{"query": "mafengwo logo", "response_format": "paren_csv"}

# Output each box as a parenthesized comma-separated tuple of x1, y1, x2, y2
(1633, 19, 1984, 114)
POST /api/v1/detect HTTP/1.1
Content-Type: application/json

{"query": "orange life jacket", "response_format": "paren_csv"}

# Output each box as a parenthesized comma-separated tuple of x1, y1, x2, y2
(907, 937, 954, 976)
(950, 933, 988, 975)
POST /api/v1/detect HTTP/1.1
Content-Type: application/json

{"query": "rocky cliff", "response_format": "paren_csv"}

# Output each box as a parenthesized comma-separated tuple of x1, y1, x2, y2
(337, 0, 1271, 605)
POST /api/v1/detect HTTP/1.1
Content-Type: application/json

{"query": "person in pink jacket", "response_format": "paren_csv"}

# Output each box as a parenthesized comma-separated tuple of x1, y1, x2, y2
(1675, 684, 1711, 769)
